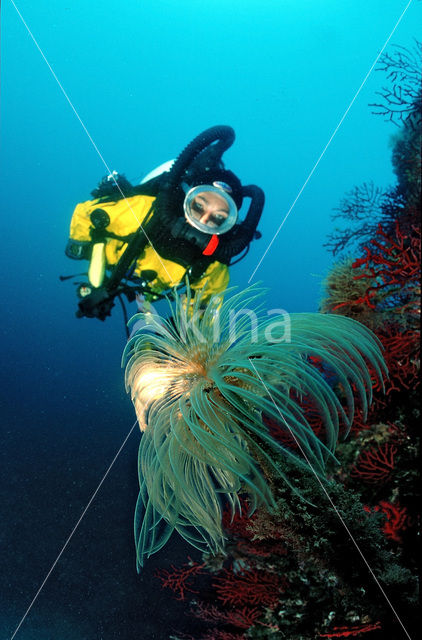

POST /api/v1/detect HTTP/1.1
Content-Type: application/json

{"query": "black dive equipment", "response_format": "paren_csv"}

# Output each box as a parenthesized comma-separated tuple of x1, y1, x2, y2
(76, 204, 158, 323)
(66, 125, 264, 326)
(151, 125, 264, 263)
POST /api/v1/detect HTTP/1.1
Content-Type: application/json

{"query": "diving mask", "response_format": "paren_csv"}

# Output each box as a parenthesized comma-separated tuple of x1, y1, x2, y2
(183, 183, 238, 235)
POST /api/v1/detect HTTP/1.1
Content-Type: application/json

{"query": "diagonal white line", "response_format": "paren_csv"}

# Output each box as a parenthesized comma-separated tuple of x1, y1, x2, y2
(9, 0, 174, 282)
(10, 419, 139, 640)
(248, 0, 414, 283)
(249, 359, 412, 640)
(8, 2, 415, 639)
(8, 3, 171, 635)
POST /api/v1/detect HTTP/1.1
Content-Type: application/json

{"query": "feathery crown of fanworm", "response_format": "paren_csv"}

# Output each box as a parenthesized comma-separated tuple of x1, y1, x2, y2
(123, 284, 386, 569)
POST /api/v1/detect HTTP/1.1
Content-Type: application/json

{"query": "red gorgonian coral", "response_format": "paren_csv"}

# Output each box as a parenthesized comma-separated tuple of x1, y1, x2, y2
(190, 601, 262, 630)
(155, 557, 205, 600)
(352, 222, 420, 312)
(376, 326, 420, 394)
(380, 500, 409, 542)
(319, 621, 382, 637)
(365, 501, 409, 543)
(351, 443, 397, 484)
(212, 567, 283, 608)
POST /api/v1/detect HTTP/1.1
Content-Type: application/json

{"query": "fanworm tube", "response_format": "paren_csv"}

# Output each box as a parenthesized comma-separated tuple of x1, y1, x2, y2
(123, 285, 386, 568)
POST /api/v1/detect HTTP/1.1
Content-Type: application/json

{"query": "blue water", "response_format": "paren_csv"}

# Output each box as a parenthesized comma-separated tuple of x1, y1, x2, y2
(1, 1, 420, 638)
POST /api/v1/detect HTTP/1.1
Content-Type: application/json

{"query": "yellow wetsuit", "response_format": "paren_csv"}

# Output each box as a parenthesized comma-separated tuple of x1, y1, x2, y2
(68, 194, 229, 301)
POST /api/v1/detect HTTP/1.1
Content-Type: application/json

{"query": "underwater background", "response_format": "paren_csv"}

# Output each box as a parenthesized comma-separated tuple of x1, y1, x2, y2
(1, 1, 420, 639)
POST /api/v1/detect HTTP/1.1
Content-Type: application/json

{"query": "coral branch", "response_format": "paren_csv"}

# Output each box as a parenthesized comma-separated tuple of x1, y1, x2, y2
(351, 443, 397, 484)
(320, 621, 382, 637)
(191, 601, 262, 630)
(365, 501, 409, 543)
(155, 558, 206, 600)
(212, 567, 283, 608)
(369, 42, 422, 126)
(379, 501, 408, 542)
(353, 223, 421, 304)
(376, 327, 420, 394)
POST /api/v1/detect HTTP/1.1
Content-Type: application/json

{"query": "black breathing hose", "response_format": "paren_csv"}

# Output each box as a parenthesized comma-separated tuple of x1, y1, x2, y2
(213, 184, 265, 263)
(155, 125, 235, 223)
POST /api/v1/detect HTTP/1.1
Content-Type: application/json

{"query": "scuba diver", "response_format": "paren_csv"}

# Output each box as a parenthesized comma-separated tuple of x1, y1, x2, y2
(64, 126, 264, 332)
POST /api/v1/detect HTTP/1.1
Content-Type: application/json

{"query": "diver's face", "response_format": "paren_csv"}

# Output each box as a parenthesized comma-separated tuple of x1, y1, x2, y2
(190, 191, 230, 229)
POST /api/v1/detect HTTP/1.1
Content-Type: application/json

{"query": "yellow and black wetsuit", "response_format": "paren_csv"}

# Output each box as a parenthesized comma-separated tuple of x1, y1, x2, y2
(65, 126, 264, 323)
(68, 193, 229, 303)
